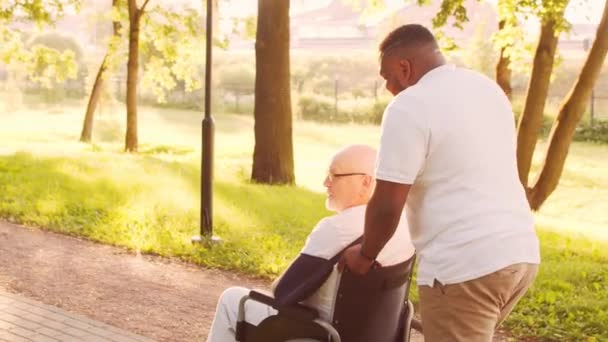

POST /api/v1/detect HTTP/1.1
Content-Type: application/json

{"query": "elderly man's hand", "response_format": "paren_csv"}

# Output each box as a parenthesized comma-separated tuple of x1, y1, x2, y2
(338, 243, 376, 275)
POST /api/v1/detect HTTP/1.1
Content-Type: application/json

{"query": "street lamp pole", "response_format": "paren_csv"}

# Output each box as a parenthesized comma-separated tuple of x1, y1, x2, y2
(193, 0, 218, 244)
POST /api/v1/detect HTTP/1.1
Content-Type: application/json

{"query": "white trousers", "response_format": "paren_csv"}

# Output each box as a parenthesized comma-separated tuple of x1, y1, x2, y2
(207, 287, 277, 342)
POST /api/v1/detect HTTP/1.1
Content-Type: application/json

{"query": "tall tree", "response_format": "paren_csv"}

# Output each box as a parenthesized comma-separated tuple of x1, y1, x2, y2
(251, 0, 295, 184)
(528, 1, 608, 209)
(77, 0, 203, 146)
(124, 0, 151, 152)
(80, 0, 122, 143)
(516, 3, 566, 186)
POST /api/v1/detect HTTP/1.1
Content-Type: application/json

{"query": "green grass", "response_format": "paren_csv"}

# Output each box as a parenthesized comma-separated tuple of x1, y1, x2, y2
(0, 152, 327, 276)
(0, 102, 607, 341)
(505, 230, 608, 341)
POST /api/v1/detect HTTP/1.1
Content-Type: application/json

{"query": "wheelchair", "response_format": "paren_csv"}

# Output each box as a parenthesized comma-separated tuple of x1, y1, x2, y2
(235, 255, 420, 342)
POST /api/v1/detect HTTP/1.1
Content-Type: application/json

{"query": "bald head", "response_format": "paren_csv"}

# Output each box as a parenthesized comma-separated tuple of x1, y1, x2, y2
(324, 145, 377, 212)
(331, 144, 377, 176)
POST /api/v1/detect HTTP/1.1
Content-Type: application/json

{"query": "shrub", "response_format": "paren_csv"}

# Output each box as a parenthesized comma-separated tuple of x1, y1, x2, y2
(94, 114, 124, 143)
(574, 121, 608, 144)
(298, 93, 389, 125)
(216, 65, 255, 96)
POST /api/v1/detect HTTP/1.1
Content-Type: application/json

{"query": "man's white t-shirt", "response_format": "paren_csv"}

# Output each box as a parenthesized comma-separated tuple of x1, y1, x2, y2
(300, 205, 414, 320)
(375, 64, 540, 287)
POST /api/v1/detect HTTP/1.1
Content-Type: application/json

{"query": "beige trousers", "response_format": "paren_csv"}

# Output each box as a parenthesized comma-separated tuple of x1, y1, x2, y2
(418, 263, 538, 342)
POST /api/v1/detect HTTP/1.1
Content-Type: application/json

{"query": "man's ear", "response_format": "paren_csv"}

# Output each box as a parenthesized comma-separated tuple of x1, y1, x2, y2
(399, 59, 411, 81)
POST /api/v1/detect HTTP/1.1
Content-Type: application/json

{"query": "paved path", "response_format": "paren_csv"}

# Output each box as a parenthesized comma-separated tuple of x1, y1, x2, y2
(0, 290, 152, 342)
(0, 221, 267, 341)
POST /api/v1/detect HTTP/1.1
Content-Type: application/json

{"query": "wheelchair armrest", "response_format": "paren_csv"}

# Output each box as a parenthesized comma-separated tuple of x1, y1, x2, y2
(248, 290, 277, 307)
(247, 290, 320, 321)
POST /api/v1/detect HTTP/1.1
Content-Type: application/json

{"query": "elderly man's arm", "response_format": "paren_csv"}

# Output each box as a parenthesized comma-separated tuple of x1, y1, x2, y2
(270, 257, 295, 292)
(271, 253, 335, 306)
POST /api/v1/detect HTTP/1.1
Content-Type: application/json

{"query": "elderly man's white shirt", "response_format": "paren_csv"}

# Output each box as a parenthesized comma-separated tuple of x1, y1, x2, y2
(301, 204, 414, 320)
(375, 64, 540, 287)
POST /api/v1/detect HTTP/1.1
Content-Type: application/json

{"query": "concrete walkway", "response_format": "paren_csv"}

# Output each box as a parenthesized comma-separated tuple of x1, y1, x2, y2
(0, 290, 153, 342)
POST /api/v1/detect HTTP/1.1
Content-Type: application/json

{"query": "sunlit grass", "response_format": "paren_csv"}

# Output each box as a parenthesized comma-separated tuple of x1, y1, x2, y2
(2, 103, 605, 239)
(530, 141, 608, 240)
(0, 151, 327, 276)
(0, 103, 607, 340)
(505, 230, 608, 341)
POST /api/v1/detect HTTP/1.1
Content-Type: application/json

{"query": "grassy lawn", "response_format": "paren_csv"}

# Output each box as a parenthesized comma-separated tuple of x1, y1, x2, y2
(0, 103, 606, 341)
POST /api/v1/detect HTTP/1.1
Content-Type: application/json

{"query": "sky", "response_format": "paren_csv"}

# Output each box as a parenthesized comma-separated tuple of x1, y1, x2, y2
(218, 0, 604, 24)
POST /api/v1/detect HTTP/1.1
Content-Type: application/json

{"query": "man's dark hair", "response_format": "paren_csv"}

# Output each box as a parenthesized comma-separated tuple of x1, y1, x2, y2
(379, 24, 438, 56)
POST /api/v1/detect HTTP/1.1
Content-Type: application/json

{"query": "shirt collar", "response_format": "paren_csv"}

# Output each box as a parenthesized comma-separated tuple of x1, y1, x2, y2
(418, 64, 455, 85)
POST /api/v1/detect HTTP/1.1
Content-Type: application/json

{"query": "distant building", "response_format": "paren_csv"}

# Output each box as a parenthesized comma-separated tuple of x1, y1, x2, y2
(289, 0, 497, 51)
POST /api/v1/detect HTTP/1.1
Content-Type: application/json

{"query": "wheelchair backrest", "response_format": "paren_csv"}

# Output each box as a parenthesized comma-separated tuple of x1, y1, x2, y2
(330, 255, 416, 342)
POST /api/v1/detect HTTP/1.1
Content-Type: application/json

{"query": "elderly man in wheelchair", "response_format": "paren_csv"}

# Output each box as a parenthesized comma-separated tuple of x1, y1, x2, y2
(207, 145, 417, 342)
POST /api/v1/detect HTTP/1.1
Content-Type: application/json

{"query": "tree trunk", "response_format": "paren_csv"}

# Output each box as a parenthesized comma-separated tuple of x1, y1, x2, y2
(495, 20, 512, 100)
(528, 1, 608, 210)
(80, 55, 107, 142)
(516, 19, 561, 186)
(80, 0, 121, 143)
(251, 0, 295, 184)
(125, 0, 141, 152)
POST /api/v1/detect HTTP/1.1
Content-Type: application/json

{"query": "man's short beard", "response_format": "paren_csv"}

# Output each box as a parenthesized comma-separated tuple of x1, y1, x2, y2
(325, 198, 336, 212)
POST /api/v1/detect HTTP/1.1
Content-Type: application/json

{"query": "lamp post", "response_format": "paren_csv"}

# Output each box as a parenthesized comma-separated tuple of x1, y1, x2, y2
(192, 0, 219, 244)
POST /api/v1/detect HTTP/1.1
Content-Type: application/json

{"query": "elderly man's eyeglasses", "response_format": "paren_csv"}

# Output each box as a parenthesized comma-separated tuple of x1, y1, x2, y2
(326, 172, 368, 182)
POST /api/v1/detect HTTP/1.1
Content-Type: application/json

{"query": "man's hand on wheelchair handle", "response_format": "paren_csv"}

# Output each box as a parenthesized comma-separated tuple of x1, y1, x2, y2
(338, 243, 375, 275)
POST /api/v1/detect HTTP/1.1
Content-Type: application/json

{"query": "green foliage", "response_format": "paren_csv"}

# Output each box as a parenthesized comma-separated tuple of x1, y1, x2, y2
(298, 93, 388, 125)
(0, 0, 81, 25)
(25, 32, 82, 90)
(139, 6, 205, 103)
(511, 98, 608, 143)
(0, 1, 81, 98)
(574, 121, 608, 144)
(158, 52, 385, 116)
(290, 53, 381, 95)
(83, 1, 211, 105)
(298, 94, 335, 121)
(226, 15, 257, 40)
(1, 31, 79, 100)
(27, 45, 77, 87)
(461, 21, 497, 77)
(420, 0, 468, 29)
(427, 0, 571, 71)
